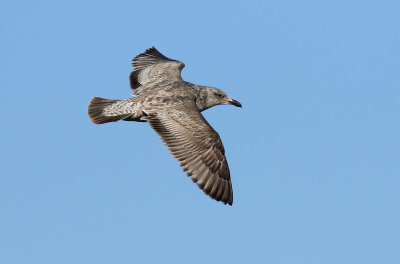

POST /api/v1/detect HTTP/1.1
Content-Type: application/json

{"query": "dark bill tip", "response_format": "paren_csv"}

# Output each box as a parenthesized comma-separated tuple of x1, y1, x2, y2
(229, 99, 242, 108)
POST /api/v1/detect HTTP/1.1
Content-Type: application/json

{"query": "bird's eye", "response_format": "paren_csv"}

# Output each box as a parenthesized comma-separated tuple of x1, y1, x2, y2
(216, 93, 224, 98)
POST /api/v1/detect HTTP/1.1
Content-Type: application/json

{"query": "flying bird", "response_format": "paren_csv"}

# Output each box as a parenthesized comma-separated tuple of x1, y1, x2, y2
(88, 47, 241, 205)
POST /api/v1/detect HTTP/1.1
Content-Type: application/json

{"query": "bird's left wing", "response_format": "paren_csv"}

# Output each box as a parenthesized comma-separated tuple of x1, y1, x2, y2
(143, 101, 233, 205)
(130, 47, 185, 90)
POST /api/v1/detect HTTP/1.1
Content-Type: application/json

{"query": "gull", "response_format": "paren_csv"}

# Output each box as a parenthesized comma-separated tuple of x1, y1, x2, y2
(88, 47, 241, 205)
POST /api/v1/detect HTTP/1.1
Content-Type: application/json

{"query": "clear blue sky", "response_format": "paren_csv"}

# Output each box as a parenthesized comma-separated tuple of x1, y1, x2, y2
(1, 0, 399, 263)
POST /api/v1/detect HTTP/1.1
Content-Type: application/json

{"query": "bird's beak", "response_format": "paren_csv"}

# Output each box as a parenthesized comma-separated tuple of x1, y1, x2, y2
(228, 99, 242, 108)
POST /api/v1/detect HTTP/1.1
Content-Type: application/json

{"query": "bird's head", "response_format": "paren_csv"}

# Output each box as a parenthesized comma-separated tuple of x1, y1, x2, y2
(197, 86, 242, 111)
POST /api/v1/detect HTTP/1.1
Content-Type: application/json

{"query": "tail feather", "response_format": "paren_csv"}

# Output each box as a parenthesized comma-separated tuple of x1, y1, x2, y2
(88, 97, 130, 124)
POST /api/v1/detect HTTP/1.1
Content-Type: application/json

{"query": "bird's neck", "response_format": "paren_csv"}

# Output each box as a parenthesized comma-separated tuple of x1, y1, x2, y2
(196, 88, 214, 111)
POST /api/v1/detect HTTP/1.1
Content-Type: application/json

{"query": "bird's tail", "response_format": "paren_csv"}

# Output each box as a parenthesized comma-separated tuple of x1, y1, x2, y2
(88, 97, 131, 124)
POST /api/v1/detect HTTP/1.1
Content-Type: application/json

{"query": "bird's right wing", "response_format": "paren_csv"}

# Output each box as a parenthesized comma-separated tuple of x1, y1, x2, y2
(130, 47, 185, 90)
(143, 101, 233, 205)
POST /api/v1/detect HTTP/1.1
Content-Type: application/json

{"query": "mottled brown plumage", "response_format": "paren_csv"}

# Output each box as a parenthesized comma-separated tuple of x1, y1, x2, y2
(88, 47, 241, 205)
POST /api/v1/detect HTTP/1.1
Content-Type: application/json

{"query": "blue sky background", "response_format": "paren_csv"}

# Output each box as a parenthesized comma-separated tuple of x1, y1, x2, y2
(1, 0, 399, 263)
